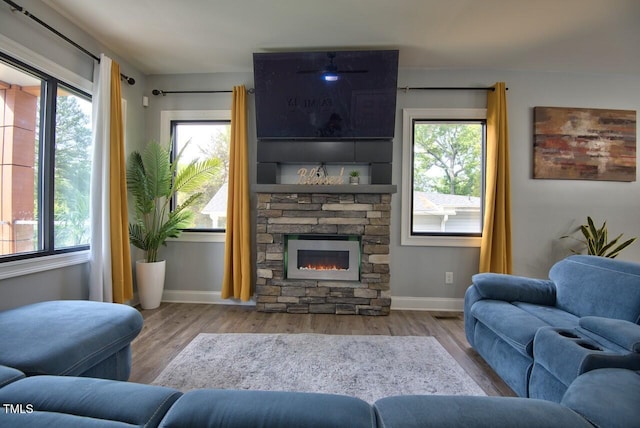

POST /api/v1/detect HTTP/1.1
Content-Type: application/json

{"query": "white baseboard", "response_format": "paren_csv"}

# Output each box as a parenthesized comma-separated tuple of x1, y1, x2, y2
(158, 290, 460, 312)
(390, 296, 464, 312)
(161, 290, 256, 306)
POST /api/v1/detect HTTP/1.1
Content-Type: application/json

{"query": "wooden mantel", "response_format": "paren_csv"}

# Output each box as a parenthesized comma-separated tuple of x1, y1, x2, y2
(253, 184, 397, 194)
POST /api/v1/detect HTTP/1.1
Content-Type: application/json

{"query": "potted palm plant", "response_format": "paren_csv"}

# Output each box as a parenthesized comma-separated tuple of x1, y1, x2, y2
(127, 141, 220, 309)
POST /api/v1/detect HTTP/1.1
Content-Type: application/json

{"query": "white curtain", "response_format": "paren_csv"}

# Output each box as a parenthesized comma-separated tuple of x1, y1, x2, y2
(89, 54, 113, 302)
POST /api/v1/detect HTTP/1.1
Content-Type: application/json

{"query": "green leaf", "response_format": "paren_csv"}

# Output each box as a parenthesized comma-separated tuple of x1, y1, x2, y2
(142, 141, 172, 198)
(173, 158, 221, 195)
(605, 237, 637, 258)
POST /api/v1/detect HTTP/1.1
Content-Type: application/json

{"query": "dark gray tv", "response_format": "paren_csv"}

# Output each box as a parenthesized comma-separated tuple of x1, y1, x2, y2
(253, 50, 399, 140)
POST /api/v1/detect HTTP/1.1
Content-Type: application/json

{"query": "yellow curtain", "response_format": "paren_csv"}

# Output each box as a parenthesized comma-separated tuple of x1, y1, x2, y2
(222, 85, 252, 301)
(479, 82, 512, 273)
(108, 62, 133, 302)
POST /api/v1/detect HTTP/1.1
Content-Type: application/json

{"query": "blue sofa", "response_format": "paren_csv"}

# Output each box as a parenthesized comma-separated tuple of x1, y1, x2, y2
(1, 363, 639, 427)
(2, 295, 639, 426)
(465, 255, 640, 401)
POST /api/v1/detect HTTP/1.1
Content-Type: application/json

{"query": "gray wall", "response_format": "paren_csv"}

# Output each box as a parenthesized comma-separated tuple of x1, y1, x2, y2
(0, 0, 146, 309)
(148, 68, 640, 305)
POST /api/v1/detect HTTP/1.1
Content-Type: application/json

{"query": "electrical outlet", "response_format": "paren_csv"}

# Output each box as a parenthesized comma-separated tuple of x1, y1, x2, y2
(445, 272, 454, 284)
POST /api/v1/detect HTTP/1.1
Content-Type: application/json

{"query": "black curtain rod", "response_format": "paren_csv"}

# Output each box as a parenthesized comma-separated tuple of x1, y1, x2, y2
(152, 88, 255, 96)
(3, 0, 135, 85)
(152, 86, 503, 96)
(399, 86, 505, 92)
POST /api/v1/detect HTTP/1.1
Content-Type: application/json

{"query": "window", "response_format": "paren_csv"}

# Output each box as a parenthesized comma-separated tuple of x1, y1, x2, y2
(401, 109, 486, 247)
(160, 110, 231, 240)
(171, 121, 230, 230)
(0, 53, 92, 261)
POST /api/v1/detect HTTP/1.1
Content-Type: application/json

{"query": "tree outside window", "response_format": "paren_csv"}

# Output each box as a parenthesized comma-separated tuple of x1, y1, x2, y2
(172, 121, 230, 230)
(411, 120, 485, 235)
(54, 90, 92, 248)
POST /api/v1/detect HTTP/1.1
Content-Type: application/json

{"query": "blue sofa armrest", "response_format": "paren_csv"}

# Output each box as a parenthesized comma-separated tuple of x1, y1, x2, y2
(561, 368, 640, 428)
(471, 273, 556, 305)
(579, 316, 640, 352)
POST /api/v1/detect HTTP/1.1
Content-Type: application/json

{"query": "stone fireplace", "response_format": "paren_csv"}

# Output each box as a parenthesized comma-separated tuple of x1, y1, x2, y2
(255, 187, 395, 315)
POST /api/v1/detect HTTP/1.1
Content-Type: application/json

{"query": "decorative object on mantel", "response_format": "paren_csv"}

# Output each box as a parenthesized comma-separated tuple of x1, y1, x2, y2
(533, 107, 636, 181)
(349, 170, 361, 185)
(297, 166, 345, 185)
(561, 216, 637, 258)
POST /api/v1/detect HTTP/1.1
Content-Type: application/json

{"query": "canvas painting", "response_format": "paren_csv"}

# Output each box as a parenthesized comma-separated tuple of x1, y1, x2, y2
(533, 107, 636, 181)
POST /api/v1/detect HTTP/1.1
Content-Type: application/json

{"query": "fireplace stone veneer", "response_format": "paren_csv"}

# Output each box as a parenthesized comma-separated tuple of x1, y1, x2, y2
(256, 191, 392, 315)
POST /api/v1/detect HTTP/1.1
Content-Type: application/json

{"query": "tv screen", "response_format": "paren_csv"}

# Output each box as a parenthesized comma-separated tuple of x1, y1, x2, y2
(253, 50, 399, 140)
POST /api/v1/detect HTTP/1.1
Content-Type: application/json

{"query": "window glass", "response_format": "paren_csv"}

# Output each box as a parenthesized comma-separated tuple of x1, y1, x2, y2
(0, 61, 42, 256)
(412, 120, 485, 235)
(172, 121, 230, 230)
(54, 87, 92, 248)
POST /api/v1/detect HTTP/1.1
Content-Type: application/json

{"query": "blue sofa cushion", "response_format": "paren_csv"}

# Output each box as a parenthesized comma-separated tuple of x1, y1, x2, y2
(374, 395, 592, 428)
(0, 375, 181, 427)
(0, 300, 143, 377)
(550, 255, 640, 322)
(561, 369, 640, 428)
(513, 302, 579, 328)
(0, 365, 24, 388)
(470, 300, 552, 357)
(159, 389, 376, 428)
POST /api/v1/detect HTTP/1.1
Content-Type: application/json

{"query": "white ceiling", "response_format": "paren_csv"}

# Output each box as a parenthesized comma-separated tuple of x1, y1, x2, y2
(42, 0, 640, 76)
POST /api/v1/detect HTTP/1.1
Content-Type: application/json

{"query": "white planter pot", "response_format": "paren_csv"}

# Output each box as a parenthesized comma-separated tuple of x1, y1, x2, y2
(136, 260, 166, 310)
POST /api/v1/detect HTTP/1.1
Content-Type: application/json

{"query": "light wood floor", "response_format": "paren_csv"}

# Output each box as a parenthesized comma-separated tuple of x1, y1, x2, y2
(130, 303, 516, 397)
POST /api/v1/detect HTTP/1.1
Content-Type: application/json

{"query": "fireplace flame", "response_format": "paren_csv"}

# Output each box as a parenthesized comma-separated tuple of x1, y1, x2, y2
(300, 264, 348, 272)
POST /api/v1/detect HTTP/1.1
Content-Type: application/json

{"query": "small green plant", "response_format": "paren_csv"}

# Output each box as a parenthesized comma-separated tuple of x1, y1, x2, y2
(349, 170, 360, 177)
(562, 216, 637, 259)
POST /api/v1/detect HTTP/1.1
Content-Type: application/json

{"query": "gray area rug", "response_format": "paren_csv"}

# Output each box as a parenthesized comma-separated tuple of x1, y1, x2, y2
(152, 333, 486, 403)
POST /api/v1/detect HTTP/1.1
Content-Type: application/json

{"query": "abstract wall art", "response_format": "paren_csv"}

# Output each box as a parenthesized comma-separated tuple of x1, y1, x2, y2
(533, 107, 636, 181)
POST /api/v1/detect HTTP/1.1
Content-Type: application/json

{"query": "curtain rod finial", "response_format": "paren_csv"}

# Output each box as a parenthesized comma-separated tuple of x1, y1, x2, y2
(120, 74, 135, 85)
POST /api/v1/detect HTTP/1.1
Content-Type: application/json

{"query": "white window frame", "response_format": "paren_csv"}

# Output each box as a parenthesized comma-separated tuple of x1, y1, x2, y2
(160, 110, 231, 243)
(401, 108, 486, 247)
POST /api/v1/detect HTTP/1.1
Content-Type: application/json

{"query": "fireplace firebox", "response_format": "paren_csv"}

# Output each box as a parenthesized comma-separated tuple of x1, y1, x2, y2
(285, 234, 361, 281)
